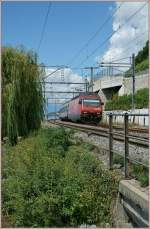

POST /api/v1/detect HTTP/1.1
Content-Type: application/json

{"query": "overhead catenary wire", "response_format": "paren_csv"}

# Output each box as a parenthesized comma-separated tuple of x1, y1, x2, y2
(108, 30, 148, 63)
(68, 2, 124, 66)
(122, 31, 148, 55)
(100, 56, 130, 64)
(96, 31, 148, 77)
(43, 65, 69, 80)
(102, 32, 147, 66)
(78, 2, 148, 67)
(43, 2, 148, 85)
(37, 2, 52, 53)
(42, 32, 147, 81)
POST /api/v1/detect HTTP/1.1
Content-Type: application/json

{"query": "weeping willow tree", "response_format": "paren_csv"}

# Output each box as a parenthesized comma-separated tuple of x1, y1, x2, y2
(2, 47, 44, 145)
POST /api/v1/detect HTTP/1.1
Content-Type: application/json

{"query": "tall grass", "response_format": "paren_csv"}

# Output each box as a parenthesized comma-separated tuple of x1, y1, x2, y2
(2, 47, 44, 145)
(105, 88, 148, 111)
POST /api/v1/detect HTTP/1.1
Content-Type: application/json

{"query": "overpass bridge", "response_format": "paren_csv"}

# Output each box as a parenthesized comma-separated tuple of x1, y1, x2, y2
(93, 71, 148, 103)
(93, 75, 123, 102)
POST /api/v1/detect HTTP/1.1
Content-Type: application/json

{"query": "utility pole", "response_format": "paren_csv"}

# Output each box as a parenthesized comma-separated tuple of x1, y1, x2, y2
(55, 97, 56, 121)
(46, 98, 48, 120)
(84, 66, 99, 92)
(132, 53, 135, 110)
(91, 67, 94, 92)
(44, 82, 46, 120)
(85, 75, 89, 93)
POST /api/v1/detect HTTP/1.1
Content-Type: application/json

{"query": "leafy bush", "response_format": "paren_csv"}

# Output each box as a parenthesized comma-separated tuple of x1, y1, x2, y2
(2, 127, 118, 227)
(132, 164, 149, 187)
(105, 88, 148, 110)
(113, 154, 124, 167)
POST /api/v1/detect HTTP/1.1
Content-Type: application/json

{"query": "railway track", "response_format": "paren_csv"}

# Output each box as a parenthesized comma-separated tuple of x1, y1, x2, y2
(50, 120, 149, 133)
(48, 120, 149, 147)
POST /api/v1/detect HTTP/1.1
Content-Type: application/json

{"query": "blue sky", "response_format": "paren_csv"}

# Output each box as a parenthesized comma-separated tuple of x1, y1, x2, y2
(2, 1, 114, 68)
(2, 1, 148, 116)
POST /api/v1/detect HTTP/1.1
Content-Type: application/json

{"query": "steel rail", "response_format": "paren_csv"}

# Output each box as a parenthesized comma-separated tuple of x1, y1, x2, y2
(48, 120, 148, 172)
(51, 121, 148, 147)
(55, 120, 148, 135)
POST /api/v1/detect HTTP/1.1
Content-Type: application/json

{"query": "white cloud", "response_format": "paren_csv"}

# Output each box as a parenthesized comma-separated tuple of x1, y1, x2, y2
(97, 2, 148, 68)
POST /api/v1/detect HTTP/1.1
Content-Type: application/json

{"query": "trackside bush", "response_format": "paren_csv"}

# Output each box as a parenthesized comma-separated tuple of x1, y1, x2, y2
(2, 127, 118, 227)
(105, 88, 148, 110)
(132, 164, 149, 187)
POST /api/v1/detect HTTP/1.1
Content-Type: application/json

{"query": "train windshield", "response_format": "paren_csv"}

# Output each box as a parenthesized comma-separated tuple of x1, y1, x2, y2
(83, 99, 100, 107)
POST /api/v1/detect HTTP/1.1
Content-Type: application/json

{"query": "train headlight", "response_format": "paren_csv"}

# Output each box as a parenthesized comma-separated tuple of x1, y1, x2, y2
(83, 112, 88, 114)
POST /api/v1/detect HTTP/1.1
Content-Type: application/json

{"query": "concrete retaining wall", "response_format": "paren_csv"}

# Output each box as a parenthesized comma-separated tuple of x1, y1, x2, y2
(103, 109, 149, 127)
(118, 180, 149, 227)
(93, 72, 148, 100)
(118, 73, 149, 96)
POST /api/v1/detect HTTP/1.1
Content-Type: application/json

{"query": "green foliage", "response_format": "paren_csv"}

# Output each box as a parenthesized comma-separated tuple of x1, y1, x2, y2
(2, 127, 118, 227)
(135, 59, 149, 73)
(125, 41, 148, 77)
(135, 40, 148, 65)
(105, 88, 148, 110)
(105, 94, 131, 110)
(2, 46, 44, 145)
(135, 88, 149, 108)
(132, 164, 149, 187)
(113, 154, 124, 167)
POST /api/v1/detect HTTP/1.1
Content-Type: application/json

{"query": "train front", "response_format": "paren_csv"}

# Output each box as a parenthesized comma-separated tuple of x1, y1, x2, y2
(80, 96, 104, 123)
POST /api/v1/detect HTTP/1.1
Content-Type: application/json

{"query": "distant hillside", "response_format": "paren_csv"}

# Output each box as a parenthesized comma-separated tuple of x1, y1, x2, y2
(125, 40, 149, 77)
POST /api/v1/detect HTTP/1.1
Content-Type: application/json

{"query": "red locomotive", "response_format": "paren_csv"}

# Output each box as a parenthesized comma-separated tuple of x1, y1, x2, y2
(59, 93, 104, 124)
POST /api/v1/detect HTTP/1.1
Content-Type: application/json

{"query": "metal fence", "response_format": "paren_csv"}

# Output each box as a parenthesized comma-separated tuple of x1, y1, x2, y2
(94, 68, 148, 80)
(108, 113, 149, 178)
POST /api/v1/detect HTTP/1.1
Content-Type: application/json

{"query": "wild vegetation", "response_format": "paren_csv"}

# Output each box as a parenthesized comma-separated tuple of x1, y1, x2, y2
(105, 88, 148, 110)
(125, 40, 148, 77)
(131, 164, 149, 187)
(113, 154, 148, 187)
(2, 46, 44, 145)
(2, 127, 119, 227)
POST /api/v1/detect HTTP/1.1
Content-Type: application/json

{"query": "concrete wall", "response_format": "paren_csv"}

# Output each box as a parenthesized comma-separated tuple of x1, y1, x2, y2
(118, 73, 149, 96)
(94, 75, 123, 92)
(118, 180, 149, 228)
(98, 89, 107, 103)
(94, 73, 148, 99)
(102, 109, 149, 127)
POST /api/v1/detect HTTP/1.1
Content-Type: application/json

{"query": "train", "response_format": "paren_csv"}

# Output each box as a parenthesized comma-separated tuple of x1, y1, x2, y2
(59, 93, 104, 124)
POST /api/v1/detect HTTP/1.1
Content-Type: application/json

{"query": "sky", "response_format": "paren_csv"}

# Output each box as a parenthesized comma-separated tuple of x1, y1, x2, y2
(2, 1, 113, 67)
(2, 1, 148, 115)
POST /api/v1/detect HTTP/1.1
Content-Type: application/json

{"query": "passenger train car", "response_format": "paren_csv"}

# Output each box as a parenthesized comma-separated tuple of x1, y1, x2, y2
(59, 93, 104, 124)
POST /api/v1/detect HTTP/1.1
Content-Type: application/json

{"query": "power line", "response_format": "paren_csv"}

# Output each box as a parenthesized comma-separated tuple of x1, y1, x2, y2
(97, 32, 148, 76)
(106, 30, 148, 63)
(100, 56, 130, 64)
(40, 65, 95, 71)
(78, 2, 148, 67)
(122, 31, 148, 54)
(68, 2, 124, 66)
(43, 65, 69, 80)
(37, 2, 52, 53)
